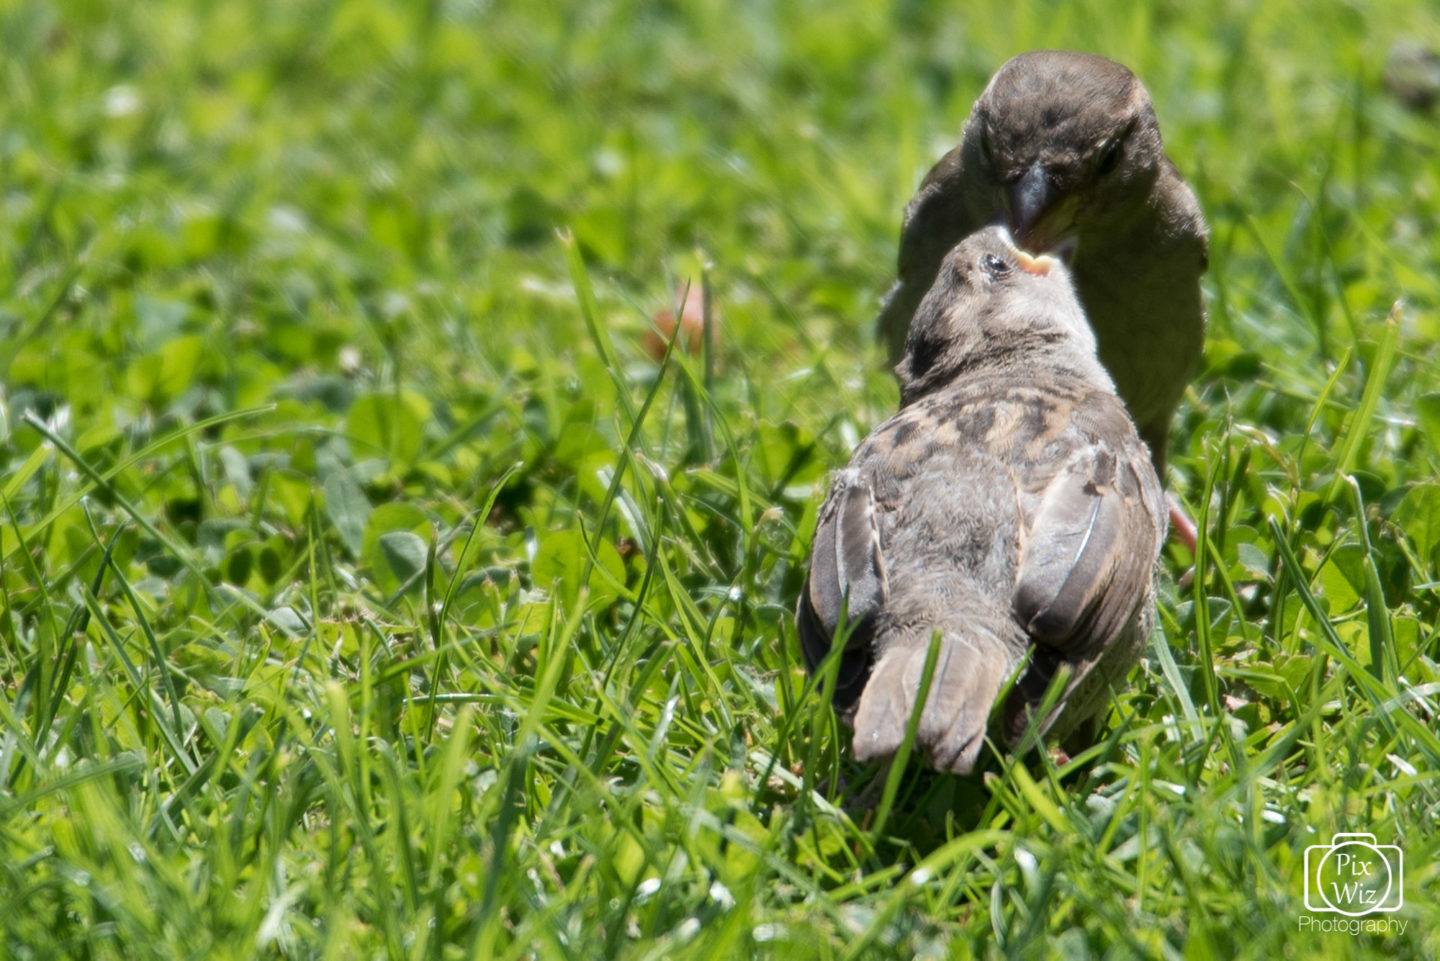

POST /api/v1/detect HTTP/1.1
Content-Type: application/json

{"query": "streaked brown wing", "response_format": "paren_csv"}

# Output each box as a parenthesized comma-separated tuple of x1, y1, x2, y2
(797, 469, 890, 710)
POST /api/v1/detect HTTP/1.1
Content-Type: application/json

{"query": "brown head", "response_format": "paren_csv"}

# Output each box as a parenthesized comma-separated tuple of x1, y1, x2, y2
(897, 226, 1108, 404)
(960, 51, 1167, 254)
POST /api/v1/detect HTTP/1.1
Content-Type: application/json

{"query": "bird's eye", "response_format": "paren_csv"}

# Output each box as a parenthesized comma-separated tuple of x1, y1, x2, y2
(1097, 140, 1123, 176)
(981, 253, 1011, 276)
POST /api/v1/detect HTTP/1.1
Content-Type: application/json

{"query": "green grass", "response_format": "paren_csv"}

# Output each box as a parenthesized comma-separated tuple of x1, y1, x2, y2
(3, 0, 1440, 958)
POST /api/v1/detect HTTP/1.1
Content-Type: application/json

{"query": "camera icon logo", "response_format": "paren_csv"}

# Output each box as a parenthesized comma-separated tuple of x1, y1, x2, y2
(1303, 833, 1403, 915)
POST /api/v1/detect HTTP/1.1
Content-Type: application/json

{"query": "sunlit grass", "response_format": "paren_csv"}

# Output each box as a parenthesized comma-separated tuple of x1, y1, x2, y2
(2, 0, 1440, 958)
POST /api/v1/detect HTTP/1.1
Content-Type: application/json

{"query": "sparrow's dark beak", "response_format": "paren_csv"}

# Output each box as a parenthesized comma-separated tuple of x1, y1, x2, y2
(1009, 163, 1056, 246)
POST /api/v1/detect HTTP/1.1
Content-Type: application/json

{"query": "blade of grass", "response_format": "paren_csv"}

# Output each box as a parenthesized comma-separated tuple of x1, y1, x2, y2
(869, 628, 943, 841)
(1328, 302, 1400, 498)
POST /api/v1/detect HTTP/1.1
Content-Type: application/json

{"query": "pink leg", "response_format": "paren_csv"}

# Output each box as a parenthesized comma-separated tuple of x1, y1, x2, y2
(1169, 493, 1199, 590)
(1168, 493, 1198, 554)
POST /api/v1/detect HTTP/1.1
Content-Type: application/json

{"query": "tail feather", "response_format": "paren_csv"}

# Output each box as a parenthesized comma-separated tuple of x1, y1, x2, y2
(850, 633, 1011, 775)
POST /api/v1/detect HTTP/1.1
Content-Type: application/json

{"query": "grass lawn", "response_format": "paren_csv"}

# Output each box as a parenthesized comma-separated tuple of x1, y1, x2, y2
(3, 0, 1440, 957)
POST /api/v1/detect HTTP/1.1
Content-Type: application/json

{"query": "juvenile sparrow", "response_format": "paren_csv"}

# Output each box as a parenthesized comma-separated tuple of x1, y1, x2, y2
(876, 51, 1208, 479)
(801, 227, 1167, 774)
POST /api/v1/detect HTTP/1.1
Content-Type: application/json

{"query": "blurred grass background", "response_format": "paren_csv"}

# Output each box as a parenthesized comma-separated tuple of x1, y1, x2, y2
(3, 0, 1440, 958)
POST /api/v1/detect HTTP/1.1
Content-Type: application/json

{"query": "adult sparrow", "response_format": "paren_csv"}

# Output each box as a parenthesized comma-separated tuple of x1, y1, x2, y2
(876, 51, 1207, 482)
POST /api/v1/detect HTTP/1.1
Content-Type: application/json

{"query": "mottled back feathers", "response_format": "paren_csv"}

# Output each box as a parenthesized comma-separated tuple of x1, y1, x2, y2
(801, 227, 1166, 774)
